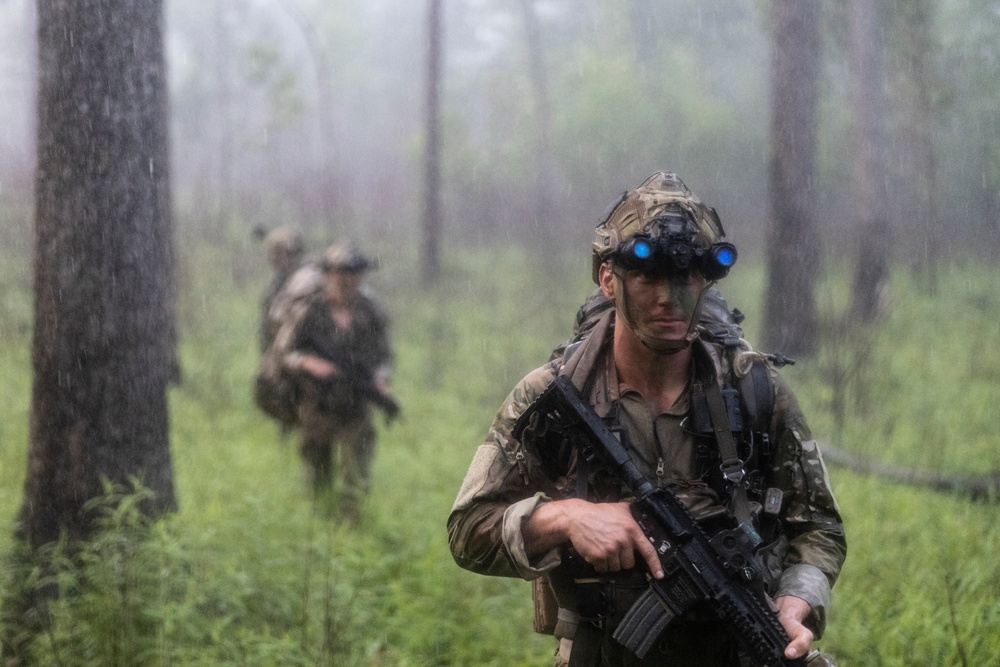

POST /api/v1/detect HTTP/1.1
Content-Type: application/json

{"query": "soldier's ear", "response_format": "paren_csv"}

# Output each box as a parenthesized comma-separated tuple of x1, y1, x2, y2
(598, 262, 616, 301)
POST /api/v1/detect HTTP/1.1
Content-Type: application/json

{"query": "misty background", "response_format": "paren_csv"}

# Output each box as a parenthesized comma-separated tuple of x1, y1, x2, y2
(1, 0, 997, 269)
(2, 2, 1000, 664)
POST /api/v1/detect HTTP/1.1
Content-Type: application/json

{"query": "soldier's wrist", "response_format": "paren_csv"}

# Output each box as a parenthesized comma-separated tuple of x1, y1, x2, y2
(285, 351, 304, 370)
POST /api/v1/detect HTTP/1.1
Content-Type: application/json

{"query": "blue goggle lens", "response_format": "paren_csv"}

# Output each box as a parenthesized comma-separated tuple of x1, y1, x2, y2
(615, 236, 737, 279)
(631, 239, 654, 260)
(713, 245, 736, 268)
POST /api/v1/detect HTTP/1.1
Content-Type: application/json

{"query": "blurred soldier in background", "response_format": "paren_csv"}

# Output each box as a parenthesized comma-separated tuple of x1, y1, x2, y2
(281, 241, 396, 521)
(448, 172, 845, 666)
(259, 225, 306, 351)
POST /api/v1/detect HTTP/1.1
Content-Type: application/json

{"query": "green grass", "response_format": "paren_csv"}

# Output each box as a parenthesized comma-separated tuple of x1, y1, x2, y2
(2, 241, 1000, 665)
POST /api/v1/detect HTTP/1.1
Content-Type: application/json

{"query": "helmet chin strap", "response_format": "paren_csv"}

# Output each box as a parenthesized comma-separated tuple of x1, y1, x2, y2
(612, 268, 713, 356)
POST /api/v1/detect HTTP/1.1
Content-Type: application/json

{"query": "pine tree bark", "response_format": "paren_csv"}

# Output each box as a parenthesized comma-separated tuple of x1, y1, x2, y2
(763, 0, 821, 356)
(421, 0, 443, 286)
(849, 0, 891, 321)
(893, 0, 940, 289)
(22, 0, 176, 550)
(520, 0, 555, 251)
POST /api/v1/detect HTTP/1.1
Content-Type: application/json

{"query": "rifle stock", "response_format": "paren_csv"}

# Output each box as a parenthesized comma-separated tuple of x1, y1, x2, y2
(517, 375, 806, 667)
(301, 329, 400, 420)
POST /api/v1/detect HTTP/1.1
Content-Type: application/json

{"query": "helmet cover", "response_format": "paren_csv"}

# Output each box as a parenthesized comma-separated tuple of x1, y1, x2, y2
(321, 241, 378, 273)
(591, 171, 725, 283)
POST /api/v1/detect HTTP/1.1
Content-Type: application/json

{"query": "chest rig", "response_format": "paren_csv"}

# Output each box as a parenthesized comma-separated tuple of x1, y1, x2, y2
(687, 345, 779, 535)
(554, 291, 789, 533)
(524, 290, 795, 648)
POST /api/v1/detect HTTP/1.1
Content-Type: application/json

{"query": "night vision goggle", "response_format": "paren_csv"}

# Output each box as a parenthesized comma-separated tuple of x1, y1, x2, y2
(612, 215, 737, 281)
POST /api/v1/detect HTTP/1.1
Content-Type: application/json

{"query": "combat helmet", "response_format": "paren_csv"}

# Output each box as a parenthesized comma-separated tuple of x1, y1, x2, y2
(321, 241, 379, 273)
(591, 171, 733, 283)
(264, 225, 305, 260)
(592, 171, 737, 355)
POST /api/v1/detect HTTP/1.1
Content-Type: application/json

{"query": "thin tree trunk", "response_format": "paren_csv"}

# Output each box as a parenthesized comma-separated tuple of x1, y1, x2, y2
(520, 0, 554, 251)
(896, 0, 940, 290)
(210, 0, 234, 243)
(764, 0, 820, 356)
(849, 0, 891, 322)
(278, 1, 339, 233)
(421, 0, 443, 286)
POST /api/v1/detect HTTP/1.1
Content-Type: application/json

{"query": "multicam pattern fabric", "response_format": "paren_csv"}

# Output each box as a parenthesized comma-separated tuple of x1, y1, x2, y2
(591, 172, 726, 282)
(254, 264, 325, 425)
(260, 265, 301, 351)
(448, 312, 846, 651)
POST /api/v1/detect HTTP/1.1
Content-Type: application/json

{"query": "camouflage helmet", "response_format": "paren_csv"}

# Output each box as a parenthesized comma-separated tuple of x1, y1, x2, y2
(591, 171, 727, 283)
(264, 225, 305, 259)
(321, 241, 378, 273)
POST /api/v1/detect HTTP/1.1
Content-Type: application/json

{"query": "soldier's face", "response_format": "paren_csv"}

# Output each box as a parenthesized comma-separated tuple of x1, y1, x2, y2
(325, 269, 363, 303)
(269, 248, 297, 271)
(600, 262, 709, 342)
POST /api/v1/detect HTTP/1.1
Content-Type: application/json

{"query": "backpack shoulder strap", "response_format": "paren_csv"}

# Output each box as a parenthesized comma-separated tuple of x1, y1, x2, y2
(735, 353, 775, 437)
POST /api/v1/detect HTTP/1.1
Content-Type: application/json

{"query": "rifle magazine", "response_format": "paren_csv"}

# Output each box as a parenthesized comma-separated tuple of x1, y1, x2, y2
(611, 587, 675, 659)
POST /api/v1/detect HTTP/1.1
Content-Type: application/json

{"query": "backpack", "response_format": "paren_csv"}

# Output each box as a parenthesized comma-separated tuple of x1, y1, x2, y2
(253, 263, 325, 426)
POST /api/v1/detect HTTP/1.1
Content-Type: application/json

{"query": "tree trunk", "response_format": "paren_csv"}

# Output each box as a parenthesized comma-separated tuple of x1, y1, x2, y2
(210, 0, 236, 243)
(421, 0, 443, 286)
(278, 1, 339, 234)
(849, 0, 891, 322)
(22, 0, 177, 550)
(519, 0, 555, 251)
(820, 441, 1000, 502)
(763, 0, 821, 357)
(893, 0, 940, 290)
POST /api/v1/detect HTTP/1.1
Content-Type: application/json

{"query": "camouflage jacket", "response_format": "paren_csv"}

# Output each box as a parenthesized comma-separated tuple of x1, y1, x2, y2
(287, 292, 393, 411)
(448, 309, 846, 638)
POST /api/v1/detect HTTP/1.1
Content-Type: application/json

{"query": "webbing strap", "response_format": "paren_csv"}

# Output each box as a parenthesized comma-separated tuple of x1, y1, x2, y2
(702, 380, 754, 527)
(748, 361, 773, 433)
(568, 620, 603, 667)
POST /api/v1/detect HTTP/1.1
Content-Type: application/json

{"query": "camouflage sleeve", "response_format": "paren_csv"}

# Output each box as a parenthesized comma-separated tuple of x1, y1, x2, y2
(768, 370, 848, 638)
(447, 364, 564, 580)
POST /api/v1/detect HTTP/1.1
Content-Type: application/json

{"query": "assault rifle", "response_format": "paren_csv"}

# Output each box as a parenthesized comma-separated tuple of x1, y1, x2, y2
(516, 375, 808, 666)
(300, 329, 400, 421)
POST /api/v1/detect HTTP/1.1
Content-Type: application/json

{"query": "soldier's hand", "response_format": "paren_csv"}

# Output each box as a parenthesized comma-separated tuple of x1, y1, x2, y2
(775, 595, 814, 660)
(525, 499, 663, 579)
(299, 355, 339, 379)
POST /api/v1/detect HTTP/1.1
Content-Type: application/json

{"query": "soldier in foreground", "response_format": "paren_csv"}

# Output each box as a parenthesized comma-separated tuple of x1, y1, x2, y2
(282, 241, 396, 520)
(448, 172, 846, 666)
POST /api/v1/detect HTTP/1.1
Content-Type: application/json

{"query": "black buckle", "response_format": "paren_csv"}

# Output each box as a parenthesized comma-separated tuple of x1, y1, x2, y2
(720, 461, 746, 486)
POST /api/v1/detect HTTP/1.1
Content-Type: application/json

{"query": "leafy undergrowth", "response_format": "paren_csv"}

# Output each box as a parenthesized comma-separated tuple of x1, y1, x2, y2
(1, 245, 998, 666)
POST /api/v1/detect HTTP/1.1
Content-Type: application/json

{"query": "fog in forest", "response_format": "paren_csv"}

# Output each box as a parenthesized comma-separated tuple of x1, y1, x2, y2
(1, 0, 999, 269)
(3, 4, 1000, 665)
